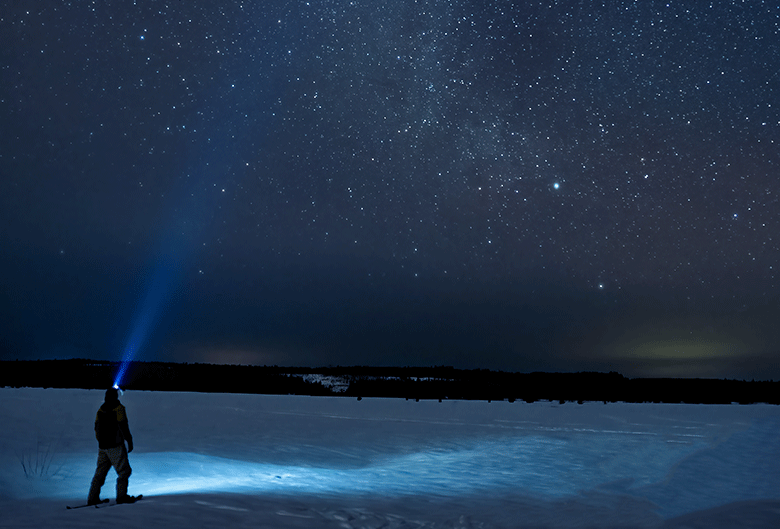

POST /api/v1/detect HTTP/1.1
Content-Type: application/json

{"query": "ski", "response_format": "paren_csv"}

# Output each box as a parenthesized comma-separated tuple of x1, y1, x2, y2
(97, 494, 144, 508)
(66, 499, 109, 509)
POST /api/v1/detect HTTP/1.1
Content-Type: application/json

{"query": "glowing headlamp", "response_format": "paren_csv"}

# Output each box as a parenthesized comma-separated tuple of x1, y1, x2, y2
(113, 384, 124, 396)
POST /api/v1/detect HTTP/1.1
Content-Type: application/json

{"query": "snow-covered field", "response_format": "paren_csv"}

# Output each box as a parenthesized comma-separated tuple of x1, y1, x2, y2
(1, 388, 779, 528)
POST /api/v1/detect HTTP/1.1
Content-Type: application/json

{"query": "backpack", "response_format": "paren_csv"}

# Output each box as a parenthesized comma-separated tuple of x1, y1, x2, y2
(95, 403, 122, 448)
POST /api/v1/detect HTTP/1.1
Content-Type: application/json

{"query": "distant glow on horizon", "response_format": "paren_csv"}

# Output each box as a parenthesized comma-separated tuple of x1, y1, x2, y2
(591, 316, 757, 377)
(626, 339, 740, 360)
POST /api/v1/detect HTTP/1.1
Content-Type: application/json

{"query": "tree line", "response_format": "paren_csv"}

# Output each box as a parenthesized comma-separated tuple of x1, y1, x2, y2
(2, 359, 779, 404)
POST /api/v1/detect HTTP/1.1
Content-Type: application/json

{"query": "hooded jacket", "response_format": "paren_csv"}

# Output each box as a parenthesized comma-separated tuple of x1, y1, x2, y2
(95, 398, 133, 450)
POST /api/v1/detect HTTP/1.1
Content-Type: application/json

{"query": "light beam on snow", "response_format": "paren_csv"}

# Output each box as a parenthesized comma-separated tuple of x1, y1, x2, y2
(24, 429, 708, 502)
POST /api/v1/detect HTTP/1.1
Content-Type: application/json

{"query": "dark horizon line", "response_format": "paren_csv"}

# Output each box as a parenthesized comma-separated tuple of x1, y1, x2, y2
(3, 357, 779, 383)
(3, 358, 780, 404)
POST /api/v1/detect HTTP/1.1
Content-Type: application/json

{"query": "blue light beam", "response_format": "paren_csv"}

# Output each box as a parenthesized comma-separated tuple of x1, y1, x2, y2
(115, 254, 183, 387)
(112, 86, 261, 386)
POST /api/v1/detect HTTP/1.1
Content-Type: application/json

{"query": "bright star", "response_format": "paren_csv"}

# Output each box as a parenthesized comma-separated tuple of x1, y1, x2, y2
(553, 182, 560, 190)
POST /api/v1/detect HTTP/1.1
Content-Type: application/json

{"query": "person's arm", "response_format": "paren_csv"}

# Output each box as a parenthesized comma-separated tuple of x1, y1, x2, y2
(116, 406, 134, 452)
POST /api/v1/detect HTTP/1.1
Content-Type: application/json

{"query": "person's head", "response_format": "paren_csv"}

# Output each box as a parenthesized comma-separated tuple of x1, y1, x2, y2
(104, 387, 119, 402)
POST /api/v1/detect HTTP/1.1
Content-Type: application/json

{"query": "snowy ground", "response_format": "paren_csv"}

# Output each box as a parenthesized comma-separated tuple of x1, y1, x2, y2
(1, 388, 779, 528)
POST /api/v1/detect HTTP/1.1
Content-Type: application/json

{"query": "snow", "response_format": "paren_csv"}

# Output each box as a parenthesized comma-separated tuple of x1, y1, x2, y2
(1, 388, 779, 528)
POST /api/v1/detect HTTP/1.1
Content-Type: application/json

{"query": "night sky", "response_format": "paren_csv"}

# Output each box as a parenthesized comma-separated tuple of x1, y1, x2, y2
(2, 1, 779, 380)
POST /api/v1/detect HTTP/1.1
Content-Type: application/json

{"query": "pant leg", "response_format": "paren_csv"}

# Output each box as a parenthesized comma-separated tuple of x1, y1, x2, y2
(88, 450, 112, 503)
(106, 444, 132, 498)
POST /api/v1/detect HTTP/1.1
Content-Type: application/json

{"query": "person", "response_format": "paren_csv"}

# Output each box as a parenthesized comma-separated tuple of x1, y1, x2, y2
(87, 387, 138, 505)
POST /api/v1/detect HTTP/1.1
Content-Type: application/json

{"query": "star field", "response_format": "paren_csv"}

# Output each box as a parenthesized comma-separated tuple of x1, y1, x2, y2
(1, 1, 779, 378)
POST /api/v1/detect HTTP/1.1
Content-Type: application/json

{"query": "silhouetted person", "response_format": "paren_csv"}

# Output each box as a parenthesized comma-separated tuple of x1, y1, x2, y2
(87, 387, 138, 504)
